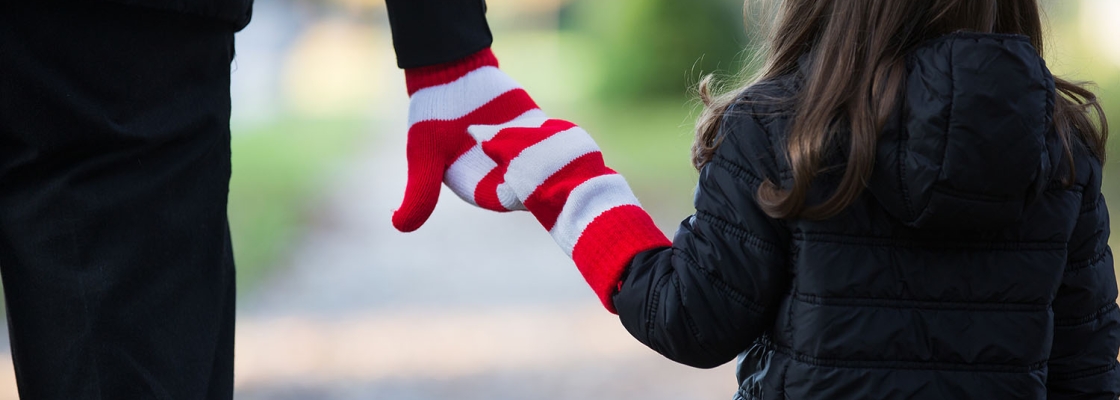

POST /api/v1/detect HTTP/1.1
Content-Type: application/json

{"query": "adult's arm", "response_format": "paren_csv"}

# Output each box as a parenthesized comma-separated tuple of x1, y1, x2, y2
(385, 0, 492, 69)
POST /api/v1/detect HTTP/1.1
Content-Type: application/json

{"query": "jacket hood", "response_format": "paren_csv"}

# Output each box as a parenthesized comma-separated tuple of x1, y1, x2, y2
(867, 32, 1056, 230)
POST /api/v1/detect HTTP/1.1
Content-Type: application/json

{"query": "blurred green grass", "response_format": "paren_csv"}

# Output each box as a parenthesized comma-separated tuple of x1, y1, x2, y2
(575, 100, 699, 226)
(228, 118, 367, 293)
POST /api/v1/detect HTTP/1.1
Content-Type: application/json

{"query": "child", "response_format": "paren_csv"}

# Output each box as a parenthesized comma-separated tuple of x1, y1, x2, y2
(390, 0, 1119, 398)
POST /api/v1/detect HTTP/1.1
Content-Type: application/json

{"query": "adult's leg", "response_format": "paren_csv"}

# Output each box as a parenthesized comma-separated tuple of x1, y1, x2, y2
(0, 2, 236, 398)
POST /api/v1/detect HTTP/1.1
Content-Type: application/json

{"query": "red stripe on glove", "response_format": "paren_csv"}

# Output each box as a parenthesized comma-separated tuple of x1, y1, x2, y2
(393, 88, 539, 232)
(474, 164, 509, 211)
(523, 152, 617, 230)
(480, 119, 578, 163)
(572, 205, 672, 313)
(405, 48, 500, 96)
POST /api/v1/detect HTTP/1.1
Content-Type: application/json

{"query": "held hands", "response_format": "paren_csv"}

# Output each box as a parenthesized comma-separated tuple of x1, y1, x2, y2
(392, 49, 538, 232)
(467, 116, 672, 311)
(394, 49, 670, 312)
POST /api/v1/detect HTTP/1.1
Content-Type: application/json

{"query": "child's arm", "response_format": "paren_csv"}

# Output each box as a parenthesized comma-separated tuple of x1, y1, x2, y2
(1047, 154, 1120, 398)
(434, 49, 789, 367)
(611, 111, 791, 368)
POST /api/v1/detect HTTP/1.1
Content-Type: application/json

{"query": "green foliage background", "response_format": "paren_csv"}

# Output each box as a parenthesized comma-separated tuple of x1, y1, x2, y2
(564, 0, 748, 100)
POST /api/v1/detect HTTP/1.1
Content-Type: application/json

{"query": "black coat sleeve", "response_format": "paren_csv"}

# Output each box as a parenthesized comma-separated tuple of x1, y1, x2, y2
(1047, 149, 1120, 399)
(384, 0, 492, 69)
(612, 110, 791, 369)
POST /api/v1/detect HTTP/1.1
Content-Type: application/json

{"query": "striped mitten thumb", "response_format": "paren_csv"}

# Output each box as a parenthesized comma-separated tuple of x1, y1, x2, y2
(468, 119, 672, 313)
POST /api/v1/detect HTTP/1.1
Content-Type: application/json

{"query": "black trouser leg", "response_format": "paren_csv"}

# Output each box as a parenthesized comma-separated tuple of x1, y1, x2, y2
(0, 2, 237, 398)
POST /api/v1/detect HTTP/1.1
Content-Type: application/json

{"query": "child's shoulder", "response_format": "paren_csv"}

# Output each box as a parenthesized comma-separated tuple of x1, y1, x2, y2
(723, 73, 801, 135)
(736, 74, 801, 113)
(711, 75, 801, 184)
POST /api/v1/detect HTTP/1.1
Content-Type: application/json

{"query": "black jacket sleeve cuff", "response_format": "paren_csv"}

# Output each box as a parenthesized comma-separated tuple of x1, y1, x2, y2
(385, 0, 493, 69)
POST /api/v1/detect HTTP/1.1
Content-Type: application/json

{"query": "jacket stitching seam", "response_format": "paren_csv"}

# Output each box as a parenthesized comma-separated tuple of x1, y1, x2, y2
(1080, 192, 1103, 214)
(931, 184, 1010, 202)
(940, 37, 955, 186)
(672, 250, 767, 316)
(712, 156, 764, 188)
(1054, 302, 1119, 327)
(673, 276, 720, 356)
(794, 293, 1049, 311)
(749, 107, 783, 180)
(771, 344, 1047, 373)
(1044, 181, 1086, 193)
(792, 233, 1064, 250)
(1047, 363, 1118, 382)
(696, 211, 777, 253)
(1067, 248, 1110, 273)
(898, 125, 915, 220)
(645, 273, 670, 341)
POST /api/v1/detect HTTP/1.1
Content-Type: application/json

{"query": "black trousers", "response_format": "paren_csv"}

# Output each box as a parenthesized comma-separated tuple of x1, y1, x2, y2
(0, 2, 236, 399)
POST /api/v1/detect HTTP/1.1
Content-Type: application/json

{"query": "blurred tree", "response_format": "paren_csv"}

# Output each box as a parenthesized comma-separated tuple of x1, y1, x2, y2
(564, 0, 748, 101)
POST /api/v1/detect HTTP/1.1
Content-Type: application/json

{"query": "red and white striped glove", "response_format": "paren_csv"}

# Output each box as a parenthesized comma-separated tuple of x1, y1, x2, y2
(393, 49, 543, 232)
(393, 48, 670, 312)
(468, 111, 672, 313)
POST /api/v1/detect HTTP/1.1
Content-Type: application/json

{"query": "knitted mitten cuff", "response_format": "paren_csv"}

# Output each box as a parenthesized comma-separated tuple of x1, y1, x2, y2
(405, 48, 500, 95)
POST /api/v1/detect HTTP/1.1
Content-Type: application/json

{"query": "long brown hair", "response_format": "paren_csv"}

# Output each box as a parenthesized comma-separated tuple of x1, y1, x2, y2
(693, 0, 1109, 220)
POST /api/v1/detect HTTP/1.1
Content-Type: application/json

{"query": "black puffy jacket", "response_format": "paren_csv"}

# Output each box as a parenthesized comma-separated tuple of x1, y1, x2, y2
(614, 32, 1120, 399)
